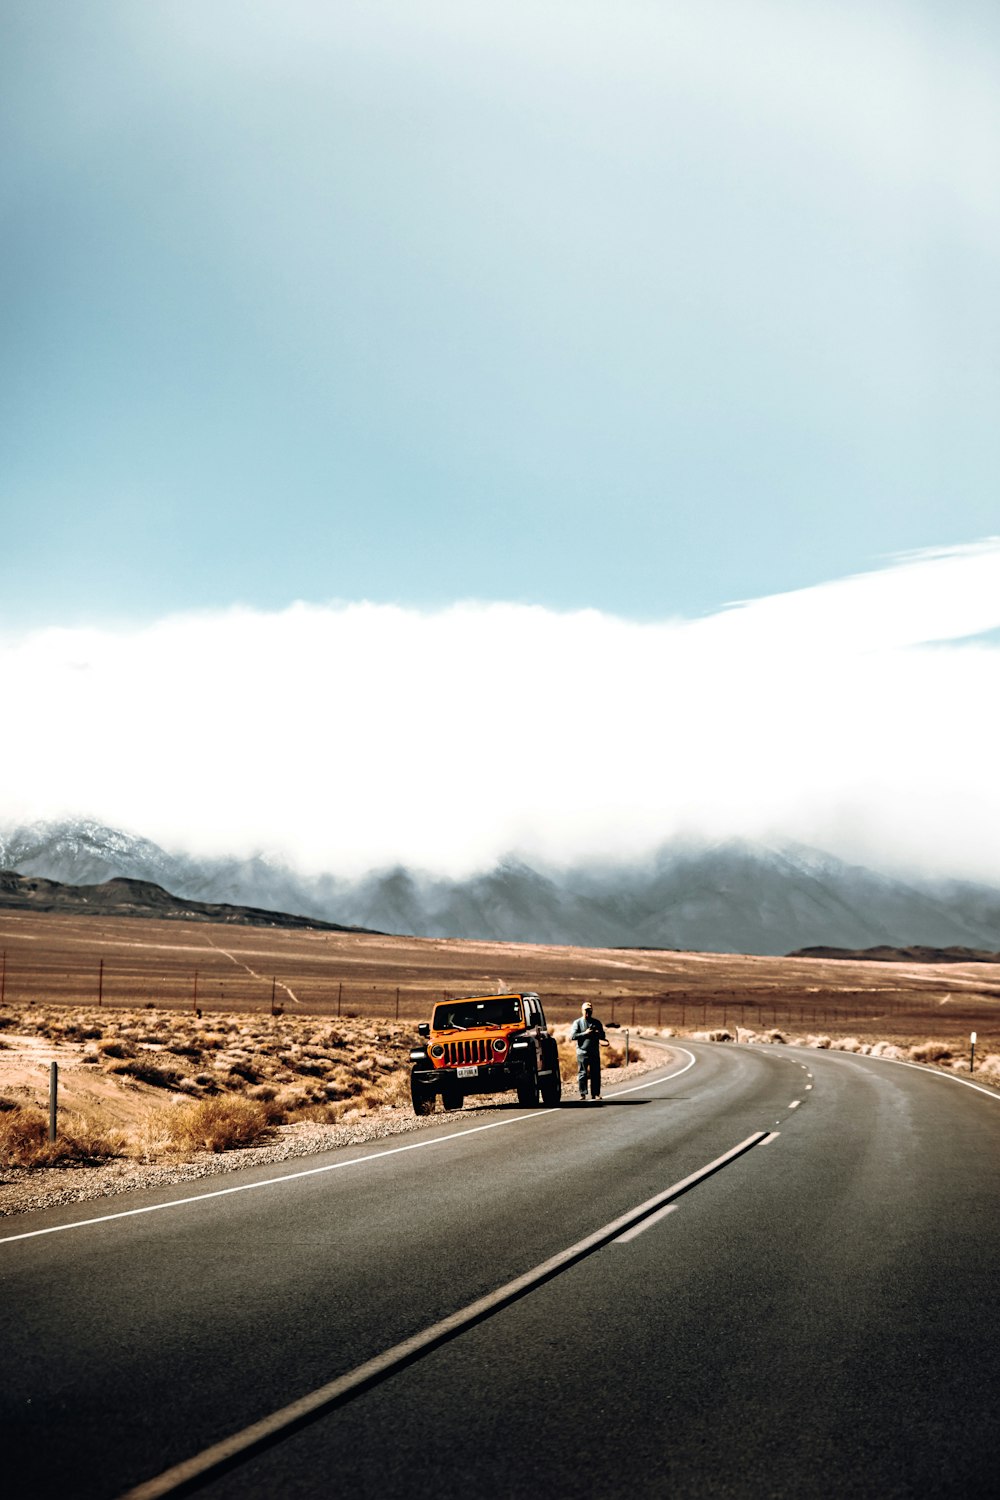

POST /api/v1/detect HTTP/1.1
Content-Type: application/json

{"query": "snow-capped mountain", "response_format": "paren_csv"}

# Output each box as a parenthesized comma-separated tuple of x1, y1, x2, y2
(3, 819, 1000, 956)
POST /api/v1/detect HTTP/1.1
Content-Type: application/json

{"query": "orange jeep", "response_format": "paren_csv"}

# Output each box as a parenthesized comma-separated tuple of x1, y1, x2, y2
(409, 991, 563, 1113)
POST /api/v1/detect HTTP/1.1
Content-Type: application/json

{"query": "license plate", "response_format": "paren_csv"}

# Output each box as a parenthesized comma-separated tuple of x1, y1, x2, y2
(457, 1066, 478, 1079)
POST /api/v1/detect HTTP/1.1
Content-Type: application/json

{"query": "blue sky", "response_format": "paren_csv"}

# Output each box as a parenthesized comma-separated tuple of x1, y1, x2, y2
(2, 3, 1000, 883)
(3, 0, 998, 627)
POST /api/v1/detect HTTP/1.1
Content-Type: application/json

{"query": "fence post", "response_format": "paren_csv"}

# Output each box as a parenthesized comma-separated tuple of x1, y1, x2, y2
(98, 957, 104, 1007)
(338, 982, 342, 1017)
(49, 1061, 58, 1142)
(971, 1031, 977, 1074)
(395, 987, 400, 1020)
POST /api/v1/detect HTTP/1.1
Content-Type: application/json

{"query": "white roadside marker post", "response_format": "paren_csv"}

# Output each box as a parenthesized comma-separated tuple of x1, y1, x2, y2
(48, 1061, 58, 1143)
(971, 1031, 977, 1074)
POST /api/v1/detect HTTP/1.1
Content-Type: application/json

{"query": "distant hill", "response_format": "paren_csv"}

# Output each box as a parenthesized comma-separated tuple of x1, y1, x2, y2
(3, 819, 1000, 956)
(0, 871, 377, 934)
(790, 944, 1000, 964)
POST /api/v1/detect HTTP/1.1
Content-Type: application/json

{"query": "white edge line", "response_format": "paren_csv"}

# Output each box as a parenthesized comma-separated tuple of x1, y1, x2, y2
(119, 1124, 767, 1500)
(0, 1111, 554, 1246)
(765, 1042, 1000, 1102)
(859, 1053, 1000, 1101)
(1, 1050, 699, 1247)
(759, 1131, 781, 1145)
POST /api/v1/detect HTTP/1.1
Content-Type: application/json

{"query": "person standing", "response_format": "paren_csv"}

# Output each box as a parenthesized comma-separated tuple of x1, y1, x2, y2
(569, 1001, 607, 1101)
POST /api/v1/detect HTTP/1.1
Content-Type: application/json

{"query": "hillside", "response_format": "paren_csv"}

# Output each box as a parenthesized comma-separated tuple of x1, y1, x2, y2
(0, 871, 376, 933)
(791, 944, 1000, 964)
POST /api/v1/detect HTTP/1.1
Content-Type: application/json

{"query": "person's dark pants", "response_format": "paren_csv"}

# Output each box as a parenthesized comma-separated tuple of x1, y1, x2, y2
(577, 1049, 601, 1098)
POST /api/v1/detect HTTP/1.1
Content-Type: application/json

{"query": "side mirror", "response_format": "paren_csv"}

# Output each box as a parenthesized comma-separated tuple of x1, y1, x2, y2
(417, 1022, 430, 1037)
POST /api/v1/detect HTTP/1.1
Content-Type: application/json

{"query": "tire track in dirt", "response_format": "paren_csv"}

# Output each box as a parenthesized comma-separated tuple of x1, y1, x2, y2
(199, 933, 302, 1006)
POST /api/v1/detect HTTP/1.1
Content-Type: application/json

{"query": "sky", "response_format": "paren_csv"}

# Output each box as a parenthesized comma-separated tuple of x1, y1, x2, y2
(2, 3, 999, 881)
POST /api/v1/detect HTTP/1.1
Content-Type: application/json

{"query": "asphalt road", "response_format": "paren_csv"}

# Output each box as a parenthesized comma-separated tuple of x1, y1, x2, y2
(3, 1042, 999, 1499)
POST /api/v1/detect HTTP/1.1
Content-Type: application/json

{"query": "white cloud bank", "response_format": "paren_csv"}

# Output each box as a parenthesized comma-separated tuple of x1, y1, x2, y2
(3, 540, 1000, 882)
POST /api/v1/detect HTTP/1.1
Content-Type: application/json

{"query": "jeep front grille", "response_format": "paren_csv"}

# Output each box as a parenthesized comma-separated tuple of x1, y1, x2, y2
(442, 1037, 497, 1067)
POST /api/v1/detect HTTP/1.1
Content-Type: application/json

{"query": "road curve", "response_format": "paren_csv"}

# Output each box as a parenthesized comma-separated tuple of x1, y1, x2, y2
(2, 1042, 999, 1499)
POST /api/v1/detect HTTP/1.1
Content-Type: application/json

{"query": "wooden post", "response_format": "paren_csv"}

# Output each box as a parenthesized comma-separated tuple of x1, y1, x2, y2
(395, 987, 400, 1020)
(192, 969, 198, 1013)
(98, 957, 104, 1007)
(49, 1061, 58, 1142)
(337, 982, 342, 1017)
(1, 949, 5, 1006)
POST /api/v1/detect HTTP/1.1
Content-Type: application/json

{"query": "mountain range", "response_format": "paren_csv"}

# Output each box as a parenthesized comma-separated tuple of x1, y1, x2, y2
(3, 819, 1000, 956)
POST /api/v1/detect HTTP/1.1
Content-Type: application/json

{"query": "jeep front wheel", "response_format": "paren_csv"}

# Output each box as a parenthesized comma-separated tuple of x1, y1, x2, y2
(410, 1073, 436, 1115)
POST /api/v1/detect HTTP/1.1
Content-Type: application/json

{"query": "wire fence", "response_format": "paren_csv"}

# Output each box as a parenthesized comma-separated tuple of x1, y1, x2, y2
(1, 946, 997, 1045)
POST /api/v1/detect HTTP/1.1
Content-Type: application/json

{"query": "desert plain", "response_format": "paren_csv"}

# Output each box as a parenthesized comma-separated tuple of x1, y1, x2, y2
(2, 906, 999, 1040)
(2, 908, 998, 1216)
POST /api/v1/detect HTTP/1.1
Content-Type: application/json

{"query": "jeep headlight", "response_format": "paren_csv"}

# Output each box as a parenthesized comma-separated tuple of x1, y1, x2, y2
(430, 1044, 445, 1059)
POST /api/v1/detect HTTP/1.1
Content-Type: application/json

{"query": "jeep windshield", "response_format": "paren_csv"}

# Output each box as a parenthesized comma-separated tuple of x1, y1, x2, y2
(432, 996, 524, 1030)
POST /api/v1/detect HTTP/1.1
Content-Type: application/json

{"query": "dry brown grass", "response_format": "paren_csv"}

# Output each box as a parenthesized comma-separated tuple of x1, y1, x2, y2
(0, 1103, 127, 1168)
(0, 1002, 416, 1170)
(168, 1096, 271, 1153)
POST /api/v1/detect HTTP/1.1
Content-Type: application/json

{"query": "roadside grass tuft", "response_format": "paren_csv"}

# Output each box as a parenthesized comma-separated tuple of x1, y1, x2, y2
(909, 1041, 952, 1063)
(110, 1059, 183, 1089)
(0, 1104, 127, 1167)
(169, 1097, 271, 1154)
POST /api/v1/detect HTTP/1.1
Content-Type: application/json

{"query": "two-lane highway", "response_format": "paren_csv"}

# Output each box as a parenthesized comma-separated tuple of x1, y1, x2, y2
(3, 1043, 999, 1498)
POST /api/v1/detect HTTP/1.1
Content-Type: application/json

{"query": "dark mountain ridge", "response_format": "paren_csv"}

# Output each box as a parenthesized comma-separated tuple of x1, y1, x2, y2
(791, 944, 1000, 964)
(0, 870, 376, 933)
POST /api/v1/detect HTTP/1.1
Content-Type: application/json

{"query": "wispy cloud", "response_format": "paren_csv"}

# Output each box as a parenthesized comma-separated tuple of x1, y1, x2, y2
(3, 541, 999, 881)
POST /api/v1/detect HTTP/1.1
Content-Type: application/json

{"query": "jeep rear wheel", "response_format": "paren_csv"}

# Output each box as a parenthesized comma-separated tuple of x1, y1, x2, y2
(540, 1069, 562, 1106)
(410, 1073, 436, 1115)
(516, 1071, 540, 1107)
(441, 1080, 464, 1111)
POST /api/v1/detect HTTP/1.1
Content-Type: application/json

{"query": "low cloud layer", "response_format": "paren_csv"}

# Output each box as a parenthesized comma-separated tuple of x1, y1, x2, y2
(3, 540, 1000, 882)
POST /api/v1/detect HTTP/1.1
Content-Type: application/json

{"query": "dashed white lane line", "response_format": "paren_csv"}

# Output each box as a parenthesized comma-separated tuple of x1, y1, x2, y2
(119, 1128, 770, 1499)
(789, 1100, 801, 1109)
(613, 1202, 680, 1243)
(0, 1051, 700, 1247)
